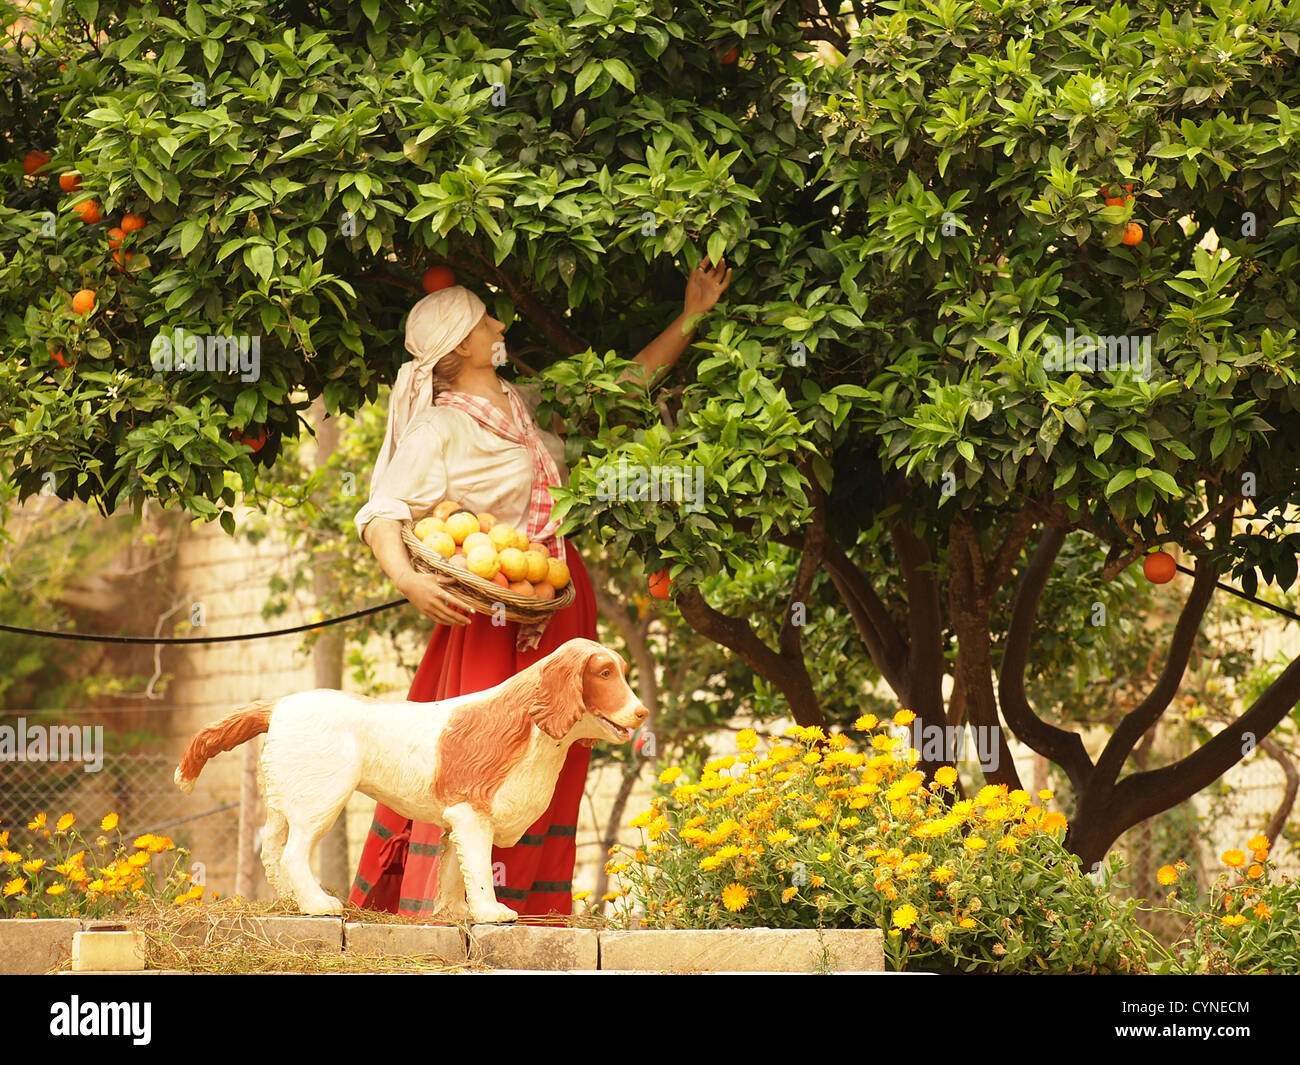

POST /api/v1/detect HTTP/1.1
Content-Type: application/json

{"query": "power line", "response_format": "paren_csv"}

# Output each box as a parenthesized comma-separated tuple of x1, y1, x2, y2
(1177, 563, 1300, 624)
(0, 599, 407, 644)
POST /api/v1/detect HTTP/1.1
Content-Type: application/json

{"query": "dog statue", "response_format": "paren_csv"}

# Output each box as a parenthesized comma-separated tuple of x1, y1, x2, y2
(174, 638, 646, 922)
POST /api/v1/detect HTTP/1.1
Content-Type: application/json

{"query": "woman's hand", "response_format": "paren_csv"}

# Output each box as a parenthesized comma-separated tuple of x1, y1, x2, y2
(683, 255, 733, 318)
(397, 571, 472, 627)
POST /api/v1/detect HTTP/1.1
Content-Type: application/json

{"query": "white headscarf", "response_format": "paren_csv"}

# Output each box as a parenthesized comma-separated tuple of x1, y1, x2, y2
(369, 285, 486, 495)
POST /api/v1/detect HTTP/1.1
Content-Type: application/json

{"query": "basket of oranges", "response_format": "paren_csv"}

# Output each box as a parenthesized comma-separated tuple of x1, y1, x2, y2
(400, 500, 574, 623)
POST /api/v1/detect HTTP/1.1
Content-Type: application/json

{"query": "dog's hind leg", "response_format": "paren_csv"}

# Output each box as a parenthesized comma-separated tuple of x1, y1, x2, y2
(281, 815, 345, 915)
(260, 806, 292, 904)
(429, 831, 470, 923)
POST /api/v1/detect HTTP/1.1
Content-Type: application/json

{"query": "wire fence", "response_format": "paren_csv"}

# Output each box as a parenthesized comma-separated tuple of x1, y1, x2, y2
(1, 751, 245, 896)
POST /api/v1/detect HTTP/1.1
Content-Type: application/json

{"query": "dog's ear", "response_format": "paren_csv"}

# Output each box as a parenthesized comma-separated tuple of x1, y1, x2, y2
(530, 641, 595, 739)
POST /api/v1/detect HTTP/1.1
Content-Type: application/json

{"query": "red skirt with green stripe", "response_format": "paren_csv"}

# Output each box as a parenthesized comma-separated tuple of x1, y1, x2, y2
(348, 539, 596, 918)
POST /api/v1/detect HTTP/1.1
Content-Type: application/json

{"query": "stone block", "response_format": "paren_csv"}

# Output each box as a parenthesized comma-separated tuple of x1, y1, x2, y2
(468, 924, 599, 971)
(72, 930, 147, 972)
(0, 919, 80, 975)
(597, 928, 884, 973)
(344, 922, 466, 964)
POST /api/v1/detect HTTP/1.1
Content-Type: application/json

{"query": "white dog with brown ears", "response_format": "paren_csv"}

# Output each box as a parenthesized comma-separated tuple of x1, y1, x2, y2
(174, 638, 646, 923)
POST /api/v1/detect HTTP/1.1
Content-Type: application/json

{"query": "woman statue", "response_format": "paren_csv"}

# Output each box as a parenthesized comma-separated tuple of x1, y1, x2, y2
(350, 257, 731, 917)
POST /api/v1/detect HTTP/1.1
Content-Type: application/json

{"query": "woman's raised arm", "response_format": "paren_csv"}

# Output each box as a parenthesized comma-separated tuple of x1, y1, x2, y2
(626, 254, 733, 386)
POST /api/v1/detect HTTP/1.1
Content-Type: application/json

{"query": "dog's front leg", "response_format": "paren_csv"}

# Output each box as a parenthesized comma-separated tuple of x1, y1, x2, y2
(442, 803, 517, 924)
(429, 834, 470, 923)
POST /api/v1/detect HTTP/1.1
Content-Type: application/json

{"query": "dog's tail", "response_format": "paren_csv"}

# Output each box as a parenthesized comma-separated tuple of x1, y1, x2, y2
(174, 699, 275, 794)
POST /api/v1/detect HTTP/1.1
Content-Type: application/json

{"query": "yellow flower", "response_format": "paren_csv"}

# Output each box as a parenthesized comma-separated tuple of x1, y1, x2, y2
(100, 813, 119, 832)
(132, 833, 156, 850)
(629, 809, 654, 829)
(1254, 902, 1272, 919)
(840, 816, 860, 829)
(975, 784, 1006, 807)
(893, 709, 916, 726)
(572, 890, 591, 901)
(27, 813, 46, 831)
(814, 801, 834, 819)
(930, 866, 955, 884)
(1247, 864, 1264, 880)
(1222, 849, 1246, 868)
(964, 838, 987, 851)
(127, 852, 151, 868)
(933, 766, 958, 787)
(55, 813, 75, 833)
(781, 886, 798, 904)
(959, 917, 976, 929)
(795, 818, 820, 832)
(1007, 790, 1031, 807)
(147, 835, 173, 853)
(45, 884, 66, 896)
(22, 858, 46, 873)
(736, 728, 758, 751)
(1157, 865, 1178, 886)
(699, 855, 724, 872)
(4, 877, 26, 897)
(0, 831, 6, 847)
(721, 883, 750, 912)
(1, 850, 20, 864)
(600, 892, 620, 902)
(1221, 914, 1248, 927)
(1253, 848, 1269, 863)
(657, 767, 683, 785)
(803, 752, 821, 765)
(1247, 834, 1269, 851)
(892, 903, 918, 929)
(996, 835, 1020, 853)
(1037, 789, 1053, 801)
(767, 829, 794, 845)
(1040, 811, 1068, 832)
(813, 774, 831, 787)
(853, 714, 878, 731)
(714, 845, 742, 861)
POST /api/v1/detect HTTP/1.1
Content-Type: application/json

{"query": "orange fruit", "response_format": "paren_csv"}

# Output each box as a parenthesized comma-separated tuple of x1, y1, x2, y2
(488, 523, 518, 551)
(476, 512, 497, 532)
(490, 570, 510, 587)
(59, 171, 81, 192)
(523, 550, 549, 584)
(717, 44, 739, 64)
(1122, 222, 1144, 246)
(444, 511, 480, 545)
(533, 582, 556, 601)
(425, 530, 456, 558)
(23, 150, 51, 174)
(73, 199, 101, 224)
(233, 428, 267, 453)
(527, 541, 549, 559)
(71, 288, 96, 315)
(499, 547, 528, 581)
(466, 544, 501, 580)
(106, 227, 125, 249)
(648, 569, 672, 599)
(1143, 551, 1176, 584)
(111, 250, 133, 271)
(507, 579, 534, 597)
(463, 531, 492, 555)
(51, 349, 68, 368)
(120, 212, 146, 232)
(422, 266, 456, 292)
(545, 558, 571, 590)
(433, 499, 463, 521)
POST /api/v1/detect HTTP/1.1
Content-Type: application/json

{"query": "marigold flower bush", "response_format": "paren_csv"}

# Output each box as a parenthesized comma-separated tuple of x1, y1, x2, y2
(1153, 837, 1300, 975)
(609, 716, 1149, 973)
(0, 812, 204, 918)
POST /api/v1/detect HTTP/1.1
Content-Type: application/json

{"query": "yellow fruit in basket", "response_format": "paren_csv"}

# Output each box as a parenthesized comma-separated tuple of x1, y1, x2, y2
(413, 516, 443, 541)
(425, 531, 456, 558)
(476, 512, 497, 532)
(533, 582, 555, 601)
(488, 523, 517, 551)
(466, 545, 501, 580)
(512, 529, 530, 552)
(508, 579, 534, 597)
(444, 511, 480, 545)
(527, 541, 550, 558)
(499, 547, 528, 581)
(546, 558, 571, 590)
(463, 531, 492, 555)
(523, 550, 549, 584)
(433, 500, 462, 521)
(448, 553, 469, 571)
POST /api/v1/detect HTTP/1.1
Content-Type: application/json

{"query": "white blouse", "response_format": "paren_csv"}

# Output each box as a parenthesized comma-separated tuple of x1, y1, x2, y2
(353, 379, 568, 541)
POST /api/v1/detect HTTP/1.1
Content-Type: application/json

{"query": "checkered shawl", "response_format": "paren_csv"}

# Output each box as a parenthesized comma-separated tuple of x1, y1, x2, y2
(433, 380, 567, 652)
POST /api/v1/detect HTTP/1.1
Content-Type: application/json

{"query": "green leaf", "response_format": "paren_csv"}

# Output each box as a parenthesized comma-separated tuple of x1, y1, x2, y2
(1105, 469, 1137, 497)
(575, 63, 601, 95)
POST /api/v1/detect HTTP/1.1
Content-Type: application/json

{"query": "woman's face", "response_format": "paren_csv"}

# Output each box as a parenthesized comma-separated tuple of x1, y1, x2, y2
(451, 313, 507, 373)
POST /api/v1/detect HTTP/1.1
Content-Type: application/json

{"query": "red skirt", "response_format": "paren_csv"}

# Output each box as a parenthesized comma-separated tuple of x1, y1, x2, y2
(348, 539, 597, 919)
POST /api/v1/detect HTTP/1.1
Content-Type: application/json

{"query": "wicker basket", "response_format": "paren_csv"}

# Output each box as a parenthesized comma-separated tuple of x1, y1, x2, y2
(400, 520, 575, 623)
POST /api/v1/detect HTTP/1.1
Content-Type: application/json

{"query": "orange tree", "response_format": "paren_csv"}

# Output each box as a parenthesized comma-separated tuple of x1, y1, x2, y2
(3, 0, 1300, 869)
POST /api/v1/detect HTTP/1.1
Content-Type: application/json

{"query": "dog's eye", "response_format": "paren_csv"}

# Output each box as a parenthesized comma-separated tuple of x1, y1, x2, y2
(601, 669, 611, 678)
